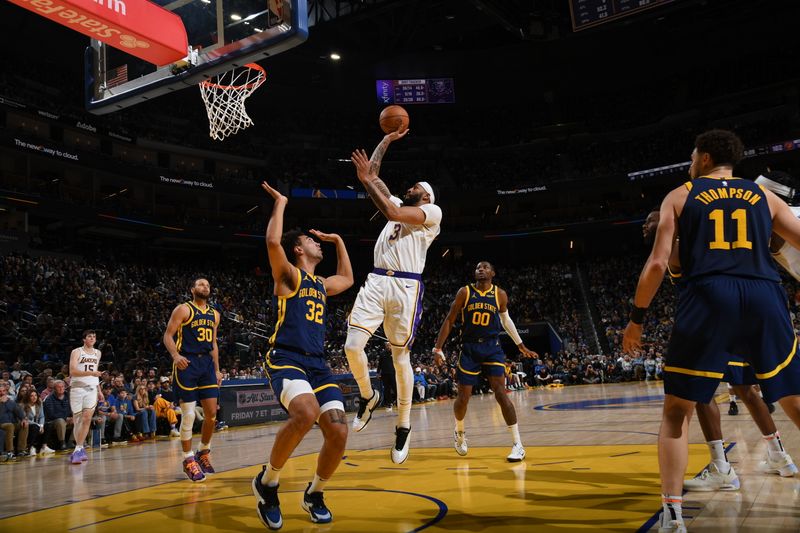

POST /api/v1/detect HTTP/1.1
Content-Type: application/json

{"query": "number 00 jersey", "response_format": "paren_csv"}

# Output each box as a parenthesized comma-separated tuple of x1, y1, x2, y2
(270, 268, 327, 357)
(679, 177, 779, 282)
(461, 284, 501, 342)
(177, 302, 217, 355)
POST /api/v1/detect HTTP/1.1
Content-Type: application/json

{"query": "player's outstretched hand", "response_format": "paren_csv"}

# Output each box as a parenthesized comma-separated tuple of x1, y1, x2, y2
(309, 229, 341, 242)
(432, 348, 446, 367)
(261, 181, 287, 203)
(384, 126, 410, 143)
(518, 344, 538, 359)
(351, 149, 372, 183)
(622, 321, 642, 355)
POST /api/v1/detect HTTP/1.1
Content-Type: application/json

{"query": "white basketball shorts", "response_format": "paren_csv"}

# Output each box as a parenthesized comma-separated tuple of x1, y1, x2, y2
(348, 272, 425, 348)
(69, 385, 98, 414)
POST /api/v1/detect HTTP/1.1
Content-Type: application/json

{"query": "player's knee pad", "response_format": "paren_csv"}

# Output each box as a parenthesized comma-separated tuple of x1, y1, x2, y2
(180, 402, 196, 440)
(281, 378, 314, 409)
(318, 400, 345, 419)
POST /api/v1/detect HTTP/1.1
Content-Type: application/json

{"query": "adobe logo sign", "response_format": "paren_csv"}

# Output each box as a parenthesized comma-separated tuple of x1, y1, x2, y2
(8, 0, 188, 66)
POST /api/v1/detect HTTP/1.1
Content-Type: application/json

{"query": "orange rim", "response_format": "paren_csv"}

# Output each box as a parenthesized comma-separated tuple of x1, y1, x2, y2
(200, 63, 266, 91)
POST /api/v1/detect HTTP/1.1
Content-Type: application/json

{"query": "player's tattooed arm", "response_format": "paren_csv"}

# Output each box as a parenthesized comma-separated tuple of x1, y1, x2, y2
(369, 128, 410, 185)
(370, 175, 392, 199)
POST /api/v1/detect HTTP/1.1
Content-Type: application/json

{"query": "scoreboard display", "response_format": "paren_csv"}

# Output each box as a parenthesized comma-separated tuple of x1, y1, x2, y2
(375, 78, 455, 105)
(570, 0, 675, 31)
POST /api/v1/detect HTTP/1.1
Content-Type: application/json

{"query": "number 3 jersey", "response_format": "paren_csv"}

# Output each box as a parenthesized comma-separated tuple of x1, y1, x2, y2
(679, 177, 779, 282)
(373, 196, 442, 274)
(177, 302, 217, 355)
(461, 284, 502, 342)
(269, 268, 327, 357)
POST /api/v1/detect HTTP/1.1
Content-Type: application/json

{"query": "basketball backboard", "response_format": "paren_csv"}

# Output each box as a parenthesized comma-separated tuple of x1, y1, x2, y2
(85, 0, 307, 114)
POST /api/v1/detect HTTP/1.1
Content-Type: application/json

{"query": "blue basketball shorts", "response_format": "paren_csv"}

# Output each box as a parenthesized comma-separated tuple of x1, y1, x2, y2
(266, 348, 344, 412)
(457, 339, 506, 386)
(173, 353, 219, 403)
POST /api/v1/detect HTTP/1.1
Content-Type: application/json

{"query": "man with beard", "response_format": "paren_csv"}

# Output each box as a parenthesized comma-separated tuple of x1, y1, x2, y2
(163, 276, 221, 482)
(345, 133, 442, 464)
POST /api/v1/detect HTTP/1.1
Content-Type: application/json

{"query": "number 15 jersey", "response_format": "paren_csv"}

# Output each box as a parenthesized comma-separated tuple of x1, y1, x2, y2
(679, 177, 779, 282)
(269, 268, 327, 357)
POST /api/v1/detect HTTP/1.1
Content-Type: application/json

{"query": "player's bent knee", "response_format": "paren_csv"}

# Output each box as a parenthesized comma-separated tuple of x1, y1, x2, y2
(180, 401, 197, 440)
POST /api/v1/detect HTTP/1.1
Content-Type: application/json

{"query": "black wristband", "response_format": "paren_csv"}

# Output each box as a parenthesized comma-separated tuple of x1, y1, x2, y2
(630, 305, 647, 325)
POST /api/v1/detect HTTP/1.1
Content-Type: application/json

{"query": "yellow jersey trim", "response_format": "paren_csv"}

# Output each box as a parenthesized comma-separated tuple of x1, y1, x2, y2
(266, 351, 307, 375)
(481, 362, 506, 368)
(663, 366, 724, 379)
(699, 176, 741, 181)
(313, 383, 341, 394)
(176, 303, 195, 353)
(494, 286, 501, 309)
(458, 355, 481, 376)
(684, 181, 693, 192)
(756, 336, 798, 380)
(287, 268, 302, 298)
(461, 285, 471, 325)
(727, 361, 749, 367)
(472, 284, 494, 297)
(172, 363, 219, 391)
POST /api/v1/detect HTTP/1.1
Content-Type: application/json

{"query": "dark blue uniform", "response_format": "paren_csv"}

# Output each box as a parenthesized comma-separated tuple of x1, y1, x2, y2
(665, 177, 800, 403)
(457, 284, 507, 386)
(266, 268, 343, 410)
(173, 301, 220, 403)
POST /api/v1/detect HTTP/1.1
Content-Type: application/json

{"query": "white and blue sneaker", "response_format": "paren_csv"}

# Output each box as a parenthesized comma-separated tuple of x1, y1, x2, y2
(683, 462, 740, 491)
(252, 467, 282, 530)
(301, 483, 332, 524)
(758, 451, 798, 477)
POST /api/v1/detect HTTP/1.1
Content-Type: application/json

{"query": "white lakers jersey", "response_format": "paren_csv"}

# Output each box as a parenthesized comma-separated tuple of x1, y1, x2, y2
(773, 206, 800, 282)
(373, 197, 442, 274)
(71, 347, 101, 387)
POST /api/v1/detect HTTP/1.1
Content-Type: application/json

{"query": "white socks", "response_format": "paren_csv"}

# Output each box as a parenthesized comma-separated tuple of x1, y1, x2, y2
(262, 463, 282, 487)
(199, 442, 210, 452)
(764, 432, 785, 458)
(508, 423, 522, 446)
(308, 473, 328, 493)
(455, 418, 465, 432)
(392, 346, 413, 429)
(344, 328, 373, 398)
(661, 494, 683, 525)
(707, 439, 730, 472)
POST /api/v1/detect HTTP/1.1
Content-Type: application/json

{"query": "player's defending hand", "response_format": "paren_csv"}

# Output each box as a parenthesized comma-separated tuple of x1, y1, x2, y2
(622, 321, 642, 355)
(173, 354, 190, 370)
(261, 181, 287, 203)
(518, 344, 538, 359)
(309, 229, 341, 242)
(351, 149, 373, 183)
(432, 348, 446, 367)
(384, 126, 410, 144)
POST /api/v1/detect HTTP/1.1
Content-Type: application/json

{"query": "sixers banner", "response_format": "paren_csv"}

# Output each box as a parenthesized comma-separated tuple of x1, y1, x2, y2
(8, 0, 188, 66)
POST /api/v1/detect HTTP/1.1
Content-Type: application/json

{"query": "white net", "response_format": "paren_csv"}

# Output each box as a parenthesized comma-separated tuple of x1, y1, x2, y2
(199, 63, 266, 141)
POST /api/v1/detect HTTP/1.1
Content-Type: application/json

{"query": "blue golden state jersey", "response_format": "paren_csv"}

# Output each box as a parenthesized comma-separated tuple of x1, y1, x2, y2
(461, 284, 501, 342)
(177, 302, 217, 355)
(679, 177, 779, 282)
(269, 268, 327, 357)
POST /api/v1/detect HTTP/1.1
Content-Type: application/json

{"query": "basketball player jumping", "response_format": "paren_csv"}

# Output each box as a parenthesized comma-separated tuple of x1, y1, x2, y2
(163, 277, 221, 482)
(252, 182, 353, 529)
(642, 203, 797, 493)
(67, 329, 103, 464)
(346, 132, 442, 464)
(433, 261, 537, 461)
(624, 130, 800, 533)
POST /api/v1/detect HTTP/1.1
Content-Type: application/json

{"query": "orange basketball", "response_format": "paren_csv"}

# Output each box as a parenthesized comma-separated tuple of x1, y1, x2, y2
(379, 105, 409, 134)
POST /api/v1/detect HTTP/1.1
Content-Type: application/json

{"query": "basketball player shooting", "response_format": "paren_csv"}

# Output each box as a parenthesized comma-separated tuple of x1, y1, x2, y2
(346, 130, 442, 464)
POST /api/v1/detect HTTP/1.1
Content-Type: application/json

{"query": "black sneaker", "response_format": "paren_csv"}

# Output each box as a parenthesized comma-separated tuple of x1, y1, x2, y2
(252, 466, 282, 530)
(352, 389, 381, 433)
(728, 401, 739, 416)
(301, 482, 332, 524)
(391, 426, 411, 464)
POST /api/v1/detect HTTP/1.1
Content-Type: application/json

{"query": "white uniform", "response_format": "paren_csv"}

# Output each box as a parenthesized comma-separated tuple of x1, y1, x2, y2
(773, 206, 800, 282)
(70, 347, 101, 413)
(349, 196, 442, 347)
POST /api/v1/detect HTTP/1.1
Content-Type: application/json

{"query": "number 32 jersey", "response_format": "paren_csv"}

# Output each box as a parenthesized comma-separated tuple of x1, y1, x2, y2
(679, 177, 779, 282)
(269, 268, 327, 357)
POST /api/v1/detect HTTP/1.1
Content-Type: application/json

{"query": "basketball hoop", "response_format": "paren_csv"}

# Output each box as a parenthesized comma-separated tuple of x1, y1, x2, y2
(199, 63, 266, 141)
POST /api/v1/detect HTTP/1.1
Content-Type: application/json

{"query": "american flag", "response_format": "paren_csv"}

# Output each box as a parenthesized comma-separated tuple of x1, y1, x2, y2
(105, 64, 128, 89)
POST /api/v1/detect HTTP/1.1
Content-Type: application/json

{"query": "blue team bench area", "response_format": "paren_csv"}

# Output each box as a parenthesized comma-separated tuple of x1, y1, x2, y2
(220, 374, 379, 427)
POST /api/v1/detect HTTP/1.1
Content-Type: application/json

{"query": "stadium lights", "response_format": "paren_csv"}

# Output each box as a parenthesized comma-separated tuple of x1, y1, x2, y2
(246, 205, 258, 214)
(231, 14, 242, 21)
(442, 248, 450, 257)
(330, 53, 341, 61)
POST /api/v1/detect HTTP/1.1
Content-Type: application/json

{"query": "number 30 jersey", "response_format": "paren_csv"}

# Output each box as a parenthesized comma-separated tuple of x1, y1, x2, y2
(177, 302, 217, 355)
(679, 177, 779, 282)
(269, 268, 327, 357)
(461, 284, 502, 342)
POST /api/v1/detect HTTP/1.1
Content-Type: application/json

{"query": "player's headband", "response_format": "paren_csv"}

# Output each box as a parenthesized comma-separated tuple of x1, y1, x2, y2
(755, 174, 794, 201)
(418, 181, 435, 204)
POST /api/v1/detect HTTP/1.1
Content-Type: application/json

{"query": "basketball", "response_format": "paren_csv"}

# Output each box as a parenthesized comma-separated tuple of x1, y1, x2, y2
(379, 105, 409, 134)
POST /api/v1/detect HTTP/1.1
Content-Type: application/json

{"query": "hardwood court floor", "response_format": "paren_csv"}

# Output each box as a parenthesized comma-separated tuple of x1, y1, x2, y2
(2, 381, 800, 532)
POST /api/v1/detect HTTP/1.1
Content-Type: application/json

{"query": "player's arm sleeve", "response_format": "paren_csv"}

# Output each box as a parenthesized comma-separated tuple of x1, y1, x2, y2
(499, 311, 523, 345)
(419, 204, 442, 228)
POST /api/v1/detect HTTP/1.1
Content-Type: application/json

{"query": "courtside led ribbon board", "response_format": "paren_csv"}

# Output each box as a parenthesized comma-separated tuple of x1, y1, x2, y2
(8, 0, 188, 66)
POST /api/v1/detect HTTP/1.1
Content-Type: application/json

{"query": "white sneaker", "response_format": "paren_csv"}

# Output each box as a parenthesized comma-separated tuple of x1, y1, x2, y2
(506, 443, 526, 463)
(454, 431, 468, 456)
(170, 428, 181, 438)
(41, 445, 55, 455)
(391, 427, 411, 464)
(352, 390, 381, 433)
(29, 446, 36, 456)
(658, 519, 687, 533)
(758, 451, 798, 477)
(683, 462, 739, 491)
